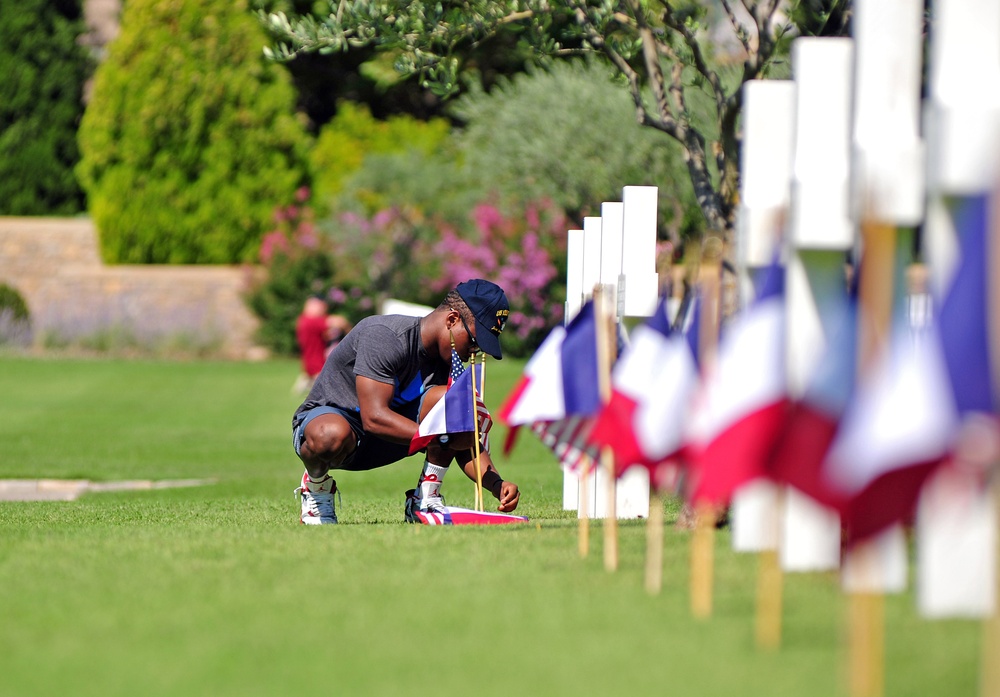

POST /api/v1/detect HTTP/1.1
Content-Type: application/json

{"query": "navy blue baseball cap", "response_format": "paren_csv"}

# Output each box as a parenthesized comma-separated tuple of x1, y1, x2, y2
(456, 279, 509, 360)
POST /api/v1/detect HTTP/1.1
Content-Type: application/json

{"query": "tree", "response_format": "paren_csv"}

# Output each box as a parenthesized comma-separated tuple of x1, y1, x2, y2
(77, 0, 311, 264)
(0, 0, 91, 215)
(261, 1, 845, 239)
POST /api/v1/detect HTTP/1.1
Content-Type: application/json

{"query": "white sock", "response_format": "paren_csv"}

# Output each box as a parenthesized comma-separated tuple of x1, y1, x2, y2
(305, 472, 331, 492)
(417, 461, 449, 500)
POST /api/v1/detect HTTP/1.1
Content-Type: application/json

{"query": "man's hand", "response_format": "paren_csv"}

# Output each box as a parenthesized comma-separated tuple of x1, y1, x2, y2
(492, 480, 520, 512)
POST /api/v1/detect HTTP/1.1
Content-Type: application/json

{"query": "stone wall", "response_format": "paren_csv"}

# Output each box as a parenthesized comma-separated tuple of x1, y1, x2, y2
(0, 217, 262, 359)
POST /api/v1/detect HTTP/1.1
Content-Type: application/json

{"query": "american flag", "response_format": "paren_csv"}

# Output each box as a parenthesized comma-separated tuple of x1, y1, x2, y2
(448, 347, 492, 452)
(448, 347, 464, 387)
(497, 301, 602, 475)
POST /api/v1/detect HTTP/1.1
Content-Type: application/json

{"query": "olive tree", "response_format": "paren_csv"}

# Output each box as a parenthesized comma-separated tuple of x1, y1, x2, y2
(260, 1, 851, 239)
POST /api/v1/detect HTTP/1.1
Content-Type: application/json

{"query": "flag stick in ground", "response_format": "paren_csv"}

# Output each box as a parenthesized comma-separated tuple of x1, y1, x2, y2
(849, 586, 885, 697)
(645, 491, 665, 594)
(691, 241, 723, 618)
(594, 284, 619, 572)
(983, 183, 1000, 697)
(691, 501, 715, 619)
(982, 476, 1000, 697)
(470, 353, 484, 512)
(579, 459, 591, 558)
(754, 487, 784, 650)
(478, 354, 487, 509)
(755, 548, 783, 649)
(479, 353, 487, 402)
(848, 216, 897, 697)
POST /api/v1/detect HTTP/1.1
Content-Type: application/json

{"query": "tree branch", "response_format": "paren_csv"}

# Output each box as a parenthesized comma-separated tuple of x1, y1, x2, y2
(571, 5, 674, 136)
(659, 1, 725, 113)
(720, 0, 753, 58)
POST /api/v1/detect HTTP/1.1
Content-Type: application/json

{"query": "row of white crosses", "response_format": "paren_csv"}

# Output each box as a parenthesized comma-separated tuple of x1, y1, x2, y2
(563, 186, 660, 520)
(561, 0, 999, 627)
(737, 0, 999, 628)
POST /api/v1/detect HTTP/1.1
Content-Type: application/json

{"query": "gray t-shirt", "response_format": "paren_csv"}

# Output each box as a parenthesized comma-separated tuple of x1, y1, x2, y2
(293, 314, 449, 426)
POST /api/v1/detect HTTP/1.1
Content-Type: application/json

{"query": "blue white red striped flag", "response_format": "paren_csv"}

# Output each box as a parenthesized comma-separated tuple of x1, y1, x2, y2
(822, 194, 996, 543)
(497, 301, 602, 473)
(766, 284, 857, 511)
(409, 349, 492, 456)
(410, 364, 477, 455)
(685, 260, 790, 505)
(588, 295, 699, 486)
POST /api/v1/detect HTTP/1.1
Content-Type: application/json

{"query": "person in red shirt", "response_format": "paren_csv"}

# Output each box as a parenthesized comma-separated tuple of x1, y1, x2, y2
(296, 297, 330, 380)
(294, 296, 353, 393)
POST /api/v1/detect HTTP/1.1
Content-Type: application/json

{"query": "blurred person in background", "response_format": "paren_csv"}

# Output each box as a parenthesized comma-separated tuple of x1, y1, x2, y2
(293, 296, 352, 394)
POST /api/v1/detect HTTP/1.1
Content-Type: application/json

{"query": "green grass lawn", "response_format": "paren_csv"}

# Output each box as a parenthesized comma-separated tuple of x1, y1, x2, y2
(0, 355, 984, 696)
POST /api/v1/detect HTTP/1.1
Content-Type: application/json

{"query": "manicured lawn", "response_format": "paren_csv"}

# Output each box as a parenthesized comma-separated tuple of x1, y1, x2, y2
(0, 355, 982, 696)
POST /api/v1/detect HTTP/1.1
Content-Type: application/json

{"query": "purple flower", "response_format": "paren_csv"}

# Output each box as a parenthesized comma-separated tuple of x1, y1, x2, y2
(328, 288, 347, 304)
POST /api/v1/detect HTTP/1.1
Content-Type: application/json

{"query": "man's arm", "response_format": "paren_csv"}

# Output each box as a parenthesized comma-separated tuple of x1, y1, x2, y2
(431, 438, 520, 512)
(355, 375, 419, 445)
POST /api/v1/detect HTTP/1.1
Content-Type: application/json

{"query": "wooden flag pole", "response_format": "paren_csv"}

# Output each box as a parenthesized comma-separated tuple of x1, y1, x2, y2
(470, 351, 484, 512)
(479, 352, 487, 402)
(755, 548, 783, 649)
(645, 489, 665, 594)
(982, 179, 1000, 697)
(847, 216, 897, 697)
(691, 501, 715, 619)
(848, 545, 886, 697)
(579, 461, 591, 558)
(691, 238, 723, 619)
(594, 284, 619, 572)
(754, 487, 784, 650)
(982, 474, 1000, 697)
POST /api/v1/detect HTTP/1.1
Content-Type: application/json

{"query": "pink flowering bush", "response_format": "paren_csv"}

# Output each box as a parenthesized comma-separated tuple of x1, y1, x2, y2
(245, 189, 373, 355)
(431, 200, 567, 357)
(247, 189, 569, 358)
(324, 205, 442, 311)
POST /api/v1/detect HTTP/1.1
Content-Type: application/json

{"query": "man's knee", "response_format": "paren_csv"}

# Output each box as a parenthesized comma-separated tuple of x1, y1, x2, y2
(303, 415, 355, 463)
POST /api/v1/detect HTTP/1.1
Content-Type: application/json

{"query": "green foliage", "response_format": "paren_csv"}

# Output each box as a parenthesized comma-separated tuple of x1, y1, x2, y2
(0, 283, 29, 322)
(76, 0, 311, 264)
(310, 101, 451, 204)
(244, 192, 339, 355)
(246, 249, 335, 355)
(0, 282, 31, 346)
(0, 0, 90, 215)
(452, 61, 704, 240)
(788, 0, 854, 37)
(333, 147, 473, 223)
(263, 0, 804, 235)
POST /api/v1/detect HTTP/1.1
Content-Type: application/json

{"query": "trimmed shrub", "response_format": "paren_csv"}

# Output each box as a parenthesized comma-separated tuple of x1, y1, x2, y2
(310, 101, 452, 206)
(245, 190, 343, 355)
(0, 0, 90, 215)
(0, 282, 32, 346)
(451, 60, 704, 241)
(76, 0, 311, 264)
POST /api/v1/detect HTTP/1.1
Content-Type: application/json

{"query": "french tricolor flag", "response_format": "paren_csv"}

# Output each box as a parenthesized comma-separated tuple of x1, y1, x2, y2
(686, 261, 789, 505)
(409, 365, 478, 455)
(588, 295, 698, 484)
(823, 193, 996, 543)
(767, 288, 857, 511)
(497, 301, 602, 473)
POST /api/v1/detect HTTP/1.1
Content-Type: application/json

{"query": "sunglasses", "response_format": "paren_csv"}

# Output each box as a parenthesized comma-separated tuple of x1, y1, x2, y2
(454, 309, 478, 351)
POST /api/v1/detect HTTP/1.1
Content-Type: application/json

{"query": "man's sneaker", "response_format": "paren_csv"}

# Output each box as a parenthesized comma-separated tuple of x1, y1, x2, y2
(403, 488, 447, 524)
(295, 472, 338, 525)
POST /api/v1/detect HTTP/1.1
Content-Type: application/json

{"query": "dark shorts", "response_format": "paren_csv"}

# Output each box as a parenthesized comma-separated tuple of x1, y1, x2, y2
(292, 399, 422, 472)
